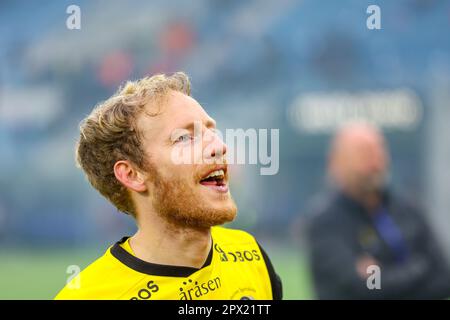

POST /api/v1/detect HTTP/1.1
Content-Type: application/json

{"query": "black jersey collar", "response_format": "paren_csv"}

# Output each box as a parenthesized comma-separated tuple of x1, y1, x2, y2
(110, 236, 214, 277)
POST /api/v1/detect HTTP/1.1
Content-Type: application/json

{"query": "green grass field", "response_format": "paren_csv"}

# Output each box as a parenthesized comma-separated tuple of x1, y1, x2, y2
(0, 244, 315, 300)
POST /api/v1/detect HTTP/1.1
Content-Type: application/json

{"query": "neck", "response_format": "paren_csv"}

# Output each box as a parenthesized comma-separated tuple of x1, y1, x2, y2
(344, 187, 382, 212)
(361, 192, 381, 212)
(129, 209, 212, 269)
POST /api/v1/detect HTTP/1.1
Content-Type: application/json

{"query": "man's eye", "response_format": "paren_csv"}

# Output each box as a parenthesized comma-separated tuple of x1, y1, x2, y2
(175, 134, 192, 143)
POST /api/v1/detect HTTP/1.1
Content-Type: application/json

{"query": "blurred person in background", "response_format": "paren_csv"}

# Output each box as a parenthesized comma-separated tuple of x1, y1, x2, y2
(306, 122, 450, 299)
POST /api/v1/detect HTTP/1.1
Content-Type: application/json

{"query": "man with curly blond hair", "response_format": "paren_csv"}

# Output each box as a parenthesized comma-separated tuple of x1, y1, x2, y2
(55, 72, 282, 300)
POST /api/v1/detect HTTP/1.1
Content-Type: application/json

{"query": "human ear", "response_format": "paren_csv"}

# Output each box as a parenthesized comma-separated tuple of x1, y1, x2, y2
(113, 160, 147, 192)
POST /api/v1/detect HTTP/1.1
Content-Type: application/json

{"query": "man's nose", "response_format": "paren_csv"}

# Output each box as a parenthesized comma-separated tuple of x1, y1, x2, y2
(369, 156, 385, 172)
(204, 129, 227, 159)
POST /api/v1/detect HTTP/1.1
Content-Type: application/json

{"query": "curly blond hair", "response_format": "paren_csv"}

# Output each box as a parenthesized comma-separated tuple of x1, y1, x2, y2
(76, 72, 191, 216)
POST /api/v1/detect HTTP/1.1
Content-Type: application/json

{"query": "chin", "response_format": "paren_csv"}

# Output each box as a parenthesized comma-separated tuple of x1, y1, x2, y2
(208, 201, 238, 224)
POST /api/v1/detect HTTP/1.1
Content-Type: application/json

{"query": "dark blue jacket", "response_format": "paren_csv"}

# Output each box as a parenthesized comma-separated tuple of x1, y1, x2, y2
(306, 189, 450, 299)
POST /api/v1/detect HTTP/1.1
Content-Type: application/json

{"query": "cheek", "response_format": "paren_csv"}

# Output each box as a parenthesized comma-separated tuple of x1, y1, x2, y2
(160, 159, 197, 183)
(359, 165, 374, 177)
(170, 141, 202, 165)
(348, 163, 369, 180)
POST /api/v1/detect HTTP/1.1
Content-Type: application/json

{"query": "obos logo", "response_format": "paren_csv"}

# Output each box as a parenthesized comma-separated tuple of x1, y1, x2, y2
(130, 280, 159, 300)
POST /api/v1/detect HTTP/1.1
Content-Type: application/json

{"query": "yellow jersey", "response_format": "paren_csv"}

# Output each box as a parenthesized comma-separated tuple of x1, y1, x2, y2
(55, 226, 282, 300)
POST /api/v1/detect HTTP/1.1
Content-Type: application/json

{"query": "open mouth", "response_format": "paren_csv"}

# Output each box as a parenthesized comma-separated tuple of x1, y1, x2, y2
(199, 168, 228, 193)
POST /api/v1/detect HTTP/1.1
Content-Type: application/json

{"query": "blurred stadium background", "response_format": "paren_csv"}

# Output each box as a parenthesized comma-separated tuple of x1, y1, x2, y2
(1, 0, 450, 299)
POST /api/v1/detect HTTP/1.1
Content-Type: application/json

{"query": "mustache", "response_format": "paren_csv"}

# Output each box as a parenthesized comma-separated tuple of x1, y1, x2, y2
(195, 160, 229, 181)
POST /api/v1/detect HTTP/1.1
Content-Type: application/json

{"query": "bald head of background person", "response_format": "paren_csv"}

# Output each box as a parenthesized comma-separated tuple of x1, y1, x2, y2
(328, 122, 390, 211)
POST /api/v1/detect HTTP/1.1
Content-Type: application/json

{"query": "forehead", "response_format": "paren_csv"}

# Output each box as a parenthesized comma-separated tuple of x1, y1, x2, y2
(137, 90, 213, 140)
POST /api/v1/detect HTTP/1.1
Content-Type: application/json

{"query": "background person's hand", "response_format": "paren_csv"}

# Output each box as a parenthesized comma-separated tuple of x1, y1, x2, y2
(356, 255, 379, 279)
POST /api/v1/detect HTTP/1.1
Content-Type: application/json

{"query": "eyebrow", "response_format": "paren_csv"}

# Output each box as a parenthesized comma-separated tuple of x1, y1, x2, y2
(167, 118, 217, 144)
(180, 118, 216, 131)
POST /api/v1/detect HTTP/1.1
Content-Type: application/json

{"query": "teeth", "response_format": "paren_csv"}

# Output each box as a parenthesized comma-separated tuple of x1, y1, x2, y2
(204, 169, 224, 179)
